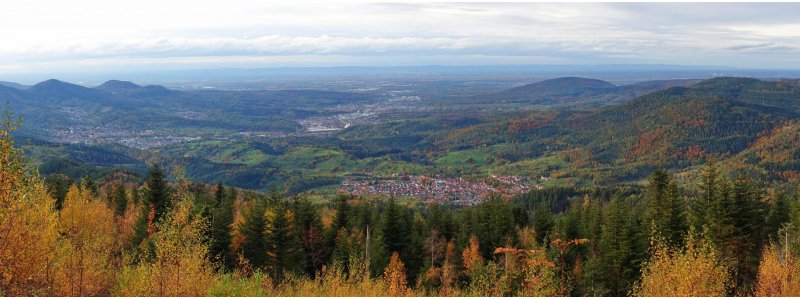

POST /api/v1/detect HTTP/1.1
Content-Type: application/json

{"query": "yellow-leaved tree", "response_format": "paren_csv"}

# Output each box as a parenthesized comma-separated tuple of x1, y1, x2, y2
(53, 185, 117, 296)
(754, 244, 800, 296)
(0, 108, 60, 296)
(114, 198, 214, 296)
(384, 252, 409, 296)
(633, 232, 730, 296)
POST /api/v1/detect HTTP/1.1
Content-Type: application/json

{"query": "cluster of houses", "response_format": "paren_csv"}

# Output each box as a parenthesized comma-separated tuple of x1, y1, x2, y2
(338, 174, 536, 205)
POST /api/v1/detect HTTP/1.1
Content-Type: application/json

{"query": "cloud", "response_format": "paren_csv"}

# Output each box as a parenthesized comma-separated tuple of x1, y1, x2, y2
(0, 1, 799, 72)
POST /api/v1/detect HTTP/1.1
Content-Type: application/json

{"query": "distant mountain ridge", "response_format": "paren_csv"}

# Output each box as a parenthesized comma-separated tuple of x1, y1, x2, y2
(480, 76, 701, 108)
(0, 78, 375, 139)
(95, 80, 142, 92)
(0, 81, 28, 90)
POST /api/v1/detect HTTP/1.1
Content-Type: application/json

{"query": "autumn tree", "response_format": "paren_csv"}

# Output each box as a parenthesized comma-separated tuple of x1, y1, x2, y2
(754, 244, 800, 296)
(0, 108, 60, 296)
(384, 252, 409, 296)
(462, 234, 484, 274)
(54, 185, 117, 296)
(634, 232, 730, 297)
(114, 199, 214, 296)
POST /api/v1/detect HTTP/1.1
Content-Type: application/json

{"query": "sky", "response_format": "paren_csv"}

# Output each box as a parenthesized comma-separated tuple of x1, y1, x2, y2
(1, 1, 800, 75)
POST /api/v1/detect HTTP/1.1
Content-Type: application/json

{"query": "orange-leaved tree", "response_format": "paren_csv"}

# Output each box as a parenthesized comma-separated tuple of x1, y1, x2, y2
(462, 234, 484, 274)
(384, 252, 409, 296)
(0, 107, 60, 296)
(754, 244, 800, 296)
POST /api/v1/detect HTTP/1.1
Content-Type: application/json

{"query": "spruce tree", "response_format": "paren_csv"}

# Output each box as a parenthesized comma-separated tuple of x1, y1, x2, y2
(209, 185, 235, 269)
(382, 198, 409, 255)
(643, 169, 686, 247)
(765, 191, 790, 239)
(533, 203, 554, 244)
(111, 182, 128, 217)
(264, 204, 305, 282)
(146, 164, 170, 222)
(597, 197, 640, 296)
(239, 198, 269, 269)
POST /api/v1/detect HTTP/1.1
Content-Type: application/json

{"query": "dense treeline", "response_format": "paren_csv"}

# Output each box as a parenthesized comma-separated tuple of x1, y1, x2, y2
(3, 109, 800, 296)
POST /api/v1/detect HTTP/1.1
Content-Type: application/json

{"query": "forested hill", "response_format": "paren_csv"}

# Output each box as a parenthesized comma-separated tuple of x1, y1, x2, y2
(475, 76, 700, 108)
(433, 77, 800, 183)
(0, 78, 375, 137)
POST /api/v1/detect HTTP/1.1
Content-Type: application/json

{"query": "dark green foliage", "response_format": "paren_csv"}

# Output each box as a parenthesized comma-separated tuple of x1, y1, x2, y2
(382, 198, 410, 255)
(110, 182, 128, 216)
(264, 202, 305, 282)
(292, 198, 327, 277)
(690, 162, 770, 294)
(146, 164, 171, 222)
(238, 198, 269, 269)
(532, 204, 554, 244)
(44, 175, 72, 210)
(80, 175, 98, 197)
(766, 191, 791, 240)
(596, 197, 644, 296)
(210, 185, 235, 269)
(469, 195, 516, 257)
(643, 168, 686, 247)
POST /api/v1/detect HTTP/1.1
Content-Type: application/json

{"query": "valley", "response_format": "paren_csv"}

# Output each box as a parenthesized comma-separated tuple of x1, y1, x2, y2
(5, 74, 800, 196)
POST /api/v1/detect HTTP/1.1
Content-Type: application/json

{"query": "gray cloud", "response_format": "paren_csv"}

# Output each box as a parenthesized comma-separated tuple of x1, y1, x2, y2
(1, 2, 799, 72)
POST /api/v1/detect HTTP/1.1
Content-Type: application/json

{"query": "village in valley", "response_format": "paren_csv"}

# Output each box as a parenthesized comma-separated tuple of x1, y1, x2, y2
(338, 174, 538, 205)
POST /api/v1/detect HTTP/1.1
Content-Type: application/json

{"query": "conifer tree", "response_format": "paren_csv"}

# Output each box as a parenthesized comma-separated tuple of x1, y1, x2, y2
(110, 182, 128, 217)
(597, 197, 640, 295)
(292, 198, 327, 277)
(145, 164, 170, 223)
(533, 203, 554, 244)
(382, 199, 409, 255)
(766, 191, 791, 239)
(209, 185, 235, 269)
(643, 169, 686, 247)
(264, 204, 305, 282)
(238, 198, 269, 269)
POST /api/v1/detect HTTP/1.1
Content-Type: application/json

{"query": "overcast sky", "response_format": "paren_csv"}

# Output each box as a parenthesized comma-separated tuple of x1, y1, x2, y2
(1, 1, 799, 74)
